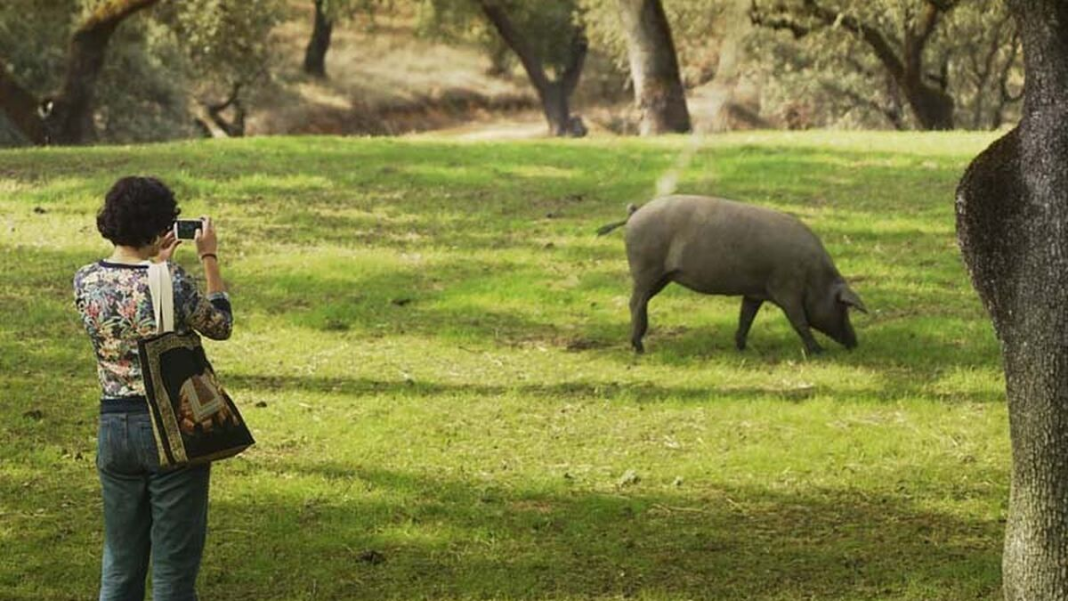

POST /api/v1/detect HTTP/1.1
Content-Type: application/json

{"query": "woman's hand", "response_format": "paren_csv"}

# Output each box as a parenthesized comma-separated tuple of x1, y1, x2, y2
(195, 217, 225, 295)
(194, 217, 218, 257)
(157, 231, 181, 262)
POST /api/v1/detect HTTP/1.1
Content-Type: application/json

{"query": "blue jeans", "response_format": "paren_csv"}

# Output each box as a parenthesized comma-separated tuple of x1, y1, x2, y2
(97, 412, 211, 601)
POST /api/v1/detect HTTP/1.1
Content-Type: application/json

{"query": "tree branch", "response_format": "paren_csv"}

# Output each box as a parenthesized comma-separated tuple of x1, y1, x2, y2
(476, 0, 552, 95)
(560, 26, 588, 98)
(820, 77, 904, 130)
(798, 0, 906, 82)
(48, 0, 160, 143)
(749, 1, 813, 38)
(79, 0, 159, 33)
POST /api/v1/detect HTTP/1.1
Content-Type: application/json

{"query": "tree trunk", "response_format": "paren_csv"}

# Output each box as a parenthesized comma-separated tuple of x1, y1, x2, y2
(902, 78, 954, 130)
(616, 0, 691, 135)
(43, 0, 158, 144)
(476, 1, 587, 137)
(0, 60, 46, 144)
(955, 1, 1068, 599)
(303, 0, 334, 78)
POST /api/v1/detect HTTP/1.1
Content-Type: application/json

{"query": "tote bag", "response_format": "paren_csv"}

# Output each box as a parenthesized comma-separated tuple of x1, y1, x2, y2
(138, 262, 254, 468)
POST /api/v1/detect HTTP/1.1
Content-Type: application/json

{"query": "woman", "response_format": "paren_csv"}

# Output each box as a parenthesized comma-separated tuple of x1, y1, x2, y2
(74, 176, 232, 601)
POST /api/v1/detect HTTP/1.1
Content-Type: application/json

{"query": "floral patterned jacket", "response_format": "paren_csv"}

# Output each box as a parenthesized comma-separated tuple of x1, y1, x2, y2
(74, 260, 233, 398)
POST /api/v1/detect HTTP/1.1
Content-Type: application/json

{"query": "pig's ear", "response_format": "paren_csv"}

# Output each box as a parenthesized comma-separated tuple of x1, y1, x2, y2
(836, 283, 868, 313)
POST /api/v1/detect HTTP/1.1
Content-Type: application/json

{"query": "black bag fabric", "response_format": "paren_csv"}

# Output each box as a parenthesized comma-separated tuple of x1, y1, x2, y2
(138, 262, 253, 468)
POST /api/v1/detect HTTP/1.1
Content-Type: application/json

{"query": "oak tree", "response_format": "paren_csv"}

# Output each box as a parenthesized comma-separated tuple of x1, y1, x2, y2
(956, 0, 1068, 598)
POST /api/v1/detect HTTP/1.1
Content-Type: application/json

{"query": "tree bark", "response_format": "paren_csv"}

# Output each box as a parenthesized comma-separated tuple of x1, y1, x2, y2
(477, 1, 587, 137)
(902, 80, 954, 130)
(616, 0, 691, 135)
(303, 0, 334, 78)
(956, 1, 1068, 599)
(44, 0, 158, 144)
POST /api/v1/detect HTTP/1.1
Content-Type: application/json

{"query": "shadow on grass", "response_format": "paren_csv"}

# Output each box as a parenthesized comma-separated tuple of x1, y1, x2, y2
(201, 463, 1002, 600)
(225, 371, 1003, 406)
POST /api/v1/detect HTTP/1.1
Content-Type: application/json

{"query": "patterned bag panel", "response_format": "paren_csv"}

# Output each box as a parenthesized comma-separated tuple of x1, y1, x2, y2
(139, 331, 254, 467)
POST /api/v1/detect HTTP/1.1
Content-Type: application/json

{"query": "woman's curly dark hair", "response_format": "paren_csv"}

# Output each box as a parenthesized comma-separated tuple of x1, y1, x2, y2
(96, 176, 180, 247)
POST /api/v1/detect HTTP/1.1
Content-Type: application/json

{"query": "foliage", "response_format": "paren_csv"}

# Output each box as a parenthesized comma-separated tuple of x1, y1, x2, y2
(0, 0, 287, 143)
(2, 132, 1009, 599)
(415, 0, 584, 78)
(321, 0, 391, 23)
(157, 0, 285, 93)
(580, 0, 727, 87)
(940, 2, 1022, 129)
(748, 0, 1022, 130)
(0, 0, 71, 97)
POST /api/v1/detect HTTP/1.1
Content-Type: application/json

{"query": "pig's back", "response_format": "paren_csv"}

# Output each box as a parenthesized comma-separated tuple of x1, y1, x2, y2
(626, 195, 831, 296)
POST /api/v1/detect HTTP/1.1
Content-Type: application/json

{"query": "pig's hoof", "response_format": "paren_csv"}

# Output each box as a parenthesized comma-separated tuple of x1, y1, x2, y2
(805, 345, 824, 357)
(735, 337, 747, 351)
(632, 341, 645, 354)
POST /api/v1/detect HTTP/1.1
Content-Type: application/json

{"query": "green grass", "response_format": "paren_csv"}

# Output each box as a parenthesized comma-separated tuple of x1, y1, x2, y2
(0, 131, 1008, 600)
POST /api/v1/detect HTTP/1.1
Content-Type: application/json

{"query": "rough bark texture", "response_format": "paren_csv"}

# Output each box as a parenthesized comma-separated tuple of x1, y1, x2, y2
(955, 1, 1068, 599)
(45, 0, 158, 144)
(477, 1, 587, 137)
(616, 0, 691, 135)
(303, 0, 334, 78)
(0, 60, 47, 144)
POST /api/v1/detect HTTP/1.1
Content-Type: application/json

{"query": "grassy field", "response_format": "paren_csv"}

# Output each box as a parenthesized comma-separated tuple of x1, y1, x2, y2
(0, 131, 1009, 600)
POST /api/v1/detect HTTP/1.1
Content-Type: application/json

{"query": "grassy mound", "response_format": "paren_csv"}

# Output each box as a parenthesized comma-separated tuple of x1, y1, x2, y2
(0, 132, 1007, 600)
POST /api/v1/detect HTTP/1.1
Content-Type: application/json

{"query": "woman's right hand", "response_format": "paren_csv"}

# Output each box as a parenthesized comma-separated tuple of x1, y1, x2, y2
(194, 216, 218, 257)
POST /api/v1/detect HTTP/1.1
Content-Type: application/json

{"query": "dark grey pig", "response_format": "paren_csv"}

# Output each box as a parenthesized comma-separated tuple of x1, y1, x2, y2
(597, 195, 867, 355)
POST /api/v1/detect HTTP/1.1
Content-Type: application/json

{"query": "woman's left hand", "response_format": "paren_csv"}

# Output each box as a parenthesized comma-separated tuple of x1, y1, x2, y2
(157, 231, 181, 262)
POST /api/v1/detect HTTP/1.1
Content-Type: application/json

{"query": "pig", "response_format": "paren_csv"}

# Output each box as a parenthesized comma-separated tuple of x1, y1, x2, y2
(597, 195, 867, 355)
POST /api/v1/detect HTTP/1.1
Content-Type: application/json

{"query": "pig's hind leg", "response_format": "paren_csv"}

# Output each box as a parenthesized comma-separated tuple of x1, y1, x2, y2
(629, 272, 673, 353)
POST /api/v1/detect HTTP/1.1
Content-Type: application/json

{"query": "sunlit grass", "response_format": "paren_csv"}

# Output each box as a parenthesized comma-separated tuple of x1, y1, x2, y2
(0, 131, 1008, 600)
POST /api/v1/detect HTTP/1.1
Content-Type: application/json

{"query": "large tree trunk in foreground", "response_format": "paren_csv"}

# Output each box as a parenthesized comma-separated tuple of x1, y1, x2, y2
(303, 0, 334, 78)
(616, 0, 691, 135)
(956, 1, 1068, 599)
(45, 0, 158, 144)
(477, 1, 587, 137)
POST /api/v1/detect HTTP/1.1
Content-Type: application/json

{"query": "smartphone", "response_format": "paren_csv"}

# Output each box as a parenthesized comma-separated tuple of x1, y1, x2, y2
(174, 219, 203, 240)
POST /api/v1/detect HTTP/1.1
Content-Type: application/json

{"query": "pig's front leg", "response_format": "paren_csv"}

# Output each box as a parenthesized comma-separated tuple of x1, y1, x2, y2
(735, 297, 763, 351)
(776, 299, 824, 356)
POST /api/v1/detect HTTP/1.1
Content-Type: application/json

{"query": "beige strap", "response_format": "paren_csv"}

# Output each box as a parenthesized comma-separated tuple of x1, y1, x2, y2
(147, 262, 174, 334)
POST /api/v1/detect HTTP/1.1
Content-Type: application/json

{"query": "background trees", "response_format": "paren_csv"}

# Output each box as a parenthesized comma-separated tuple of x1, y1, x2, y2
(417, 0, 590, 137)
(749, 0, 1022, 130)
(302, 0, 383, 78)
(0, 0, 283, 144)
(157, 0, 283, 138)
(0, 0, 161, 144)
(0, 0, 1030, 145)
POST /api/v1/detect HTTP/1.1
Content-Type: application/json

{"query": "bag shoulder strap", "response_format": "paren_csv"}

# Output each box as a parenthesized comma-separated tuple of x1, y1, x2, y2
(147, 262, 175, 334)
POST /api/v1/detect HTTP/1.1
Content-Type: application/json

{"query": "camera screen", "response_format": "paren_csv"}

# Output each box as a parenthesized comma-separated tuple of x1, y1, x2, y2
(175, 220, 201, 240)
